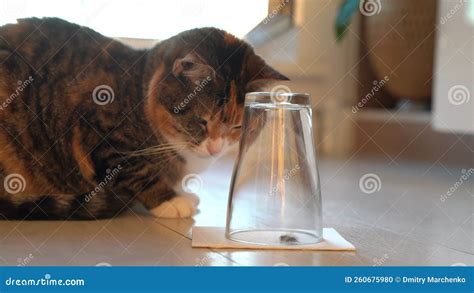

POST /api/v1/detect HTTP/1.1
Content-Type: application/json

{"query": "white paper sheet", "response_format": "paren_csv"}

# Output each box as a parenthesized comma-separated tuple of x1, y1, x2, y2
(192, 227, 356, 251)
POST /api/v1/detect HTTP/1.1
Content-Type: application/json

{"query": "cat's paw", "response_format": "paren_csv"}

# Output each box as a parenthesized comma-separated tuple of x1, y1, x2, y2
(150, 193, 200, 218)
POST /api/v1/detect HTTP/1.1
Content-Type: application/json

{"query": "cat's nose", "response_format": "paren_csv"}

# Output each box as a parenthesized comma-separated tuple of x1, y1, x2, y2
(207, 138, 223, 156)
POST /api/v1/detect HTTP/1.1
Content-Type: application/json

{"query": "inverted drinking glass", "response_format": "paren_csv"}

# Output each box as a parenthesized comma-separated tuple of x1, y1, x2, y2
(225, 92, 323, 246)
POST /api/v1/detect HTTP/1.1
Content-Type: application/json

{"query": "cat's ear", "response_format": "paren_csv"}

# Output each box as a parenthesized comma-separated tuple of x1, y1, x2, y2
(172, 52, 216, 83)
(245, 53, 289, 91)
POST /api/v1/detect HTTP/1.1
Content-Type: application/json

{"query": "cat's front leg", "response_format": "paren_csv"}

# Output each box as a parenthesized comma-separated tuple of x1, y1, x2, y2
(151, 192, 200, 218)
(138, 183, 200, 218)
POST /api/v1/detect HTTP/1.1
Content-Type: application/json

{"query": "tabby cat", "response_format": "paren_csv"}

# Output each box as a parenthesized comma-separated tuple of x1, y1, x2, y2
(0, 18, 287, 220)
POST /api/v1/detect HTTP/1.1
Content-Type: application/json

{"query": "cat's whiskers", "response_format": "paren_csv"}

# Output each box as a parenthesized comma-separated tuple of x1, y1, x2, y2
(123, 142, 189, 152)
(136, 142, 189, 150)
(156, 152, 184, 169)
(126, 149, 175, 157)
(122, 142, 190, 157)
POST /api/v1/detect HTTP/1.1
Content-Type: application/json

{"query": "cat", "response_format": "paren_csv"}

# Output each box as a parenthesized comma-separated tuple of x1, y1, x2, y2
(0, 18, 287, 220)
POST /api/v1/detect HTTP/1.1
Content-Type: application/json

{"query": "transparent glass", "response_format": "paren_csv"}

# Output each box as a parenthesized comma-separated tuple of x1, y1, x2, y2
(225, 92, 323, 246)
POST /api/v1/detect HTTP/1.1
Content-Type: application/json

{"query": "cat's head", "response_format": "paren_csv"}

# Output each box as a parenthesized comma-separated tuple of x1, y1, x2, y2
(145, 27, 287, 157)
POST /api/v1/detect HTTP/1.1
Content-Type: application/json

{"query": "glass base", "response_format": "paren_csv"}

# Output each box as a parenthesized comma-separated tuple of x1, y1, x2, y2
(226, 229, 322, 246)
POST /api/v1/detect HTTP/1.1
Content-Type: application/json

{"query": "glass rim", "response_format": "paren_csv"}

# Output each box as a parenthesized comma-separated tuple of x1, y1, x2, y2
(225, 228, 323, 246)
(245, 92, 311, 106)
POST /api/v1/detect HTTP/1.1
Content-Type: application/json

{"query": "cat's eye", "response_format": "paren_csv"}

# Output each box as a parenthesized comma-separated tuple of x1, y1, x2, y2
(196, 117, 208, 127)
(182, 61, 195, 70)
(231, 125, 242, 129)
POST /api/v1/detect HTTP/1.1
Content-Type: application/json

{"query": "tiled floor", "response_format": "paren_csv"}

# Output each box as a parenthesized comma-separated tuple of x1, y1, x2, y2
(0, 155, 472, 266)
